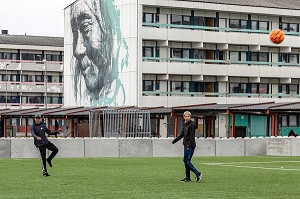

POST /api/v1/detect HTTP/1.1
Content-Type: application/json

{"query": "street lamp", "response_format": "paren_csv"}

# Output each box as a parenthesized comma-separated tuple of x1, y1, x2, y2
(5, 63, 9, 109)
(42, 59, 47, 108)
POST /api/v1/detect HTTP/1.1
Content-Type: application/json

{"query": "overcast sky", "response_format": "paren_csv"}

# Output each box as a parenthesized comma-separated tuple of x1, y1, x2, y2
(0, 0, 75, 37)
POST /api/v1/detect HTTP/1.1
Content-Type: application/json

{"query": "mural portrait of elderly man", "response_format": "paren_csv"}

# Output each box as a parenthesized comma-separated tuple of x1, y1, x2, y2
(70, 0, 128, 106)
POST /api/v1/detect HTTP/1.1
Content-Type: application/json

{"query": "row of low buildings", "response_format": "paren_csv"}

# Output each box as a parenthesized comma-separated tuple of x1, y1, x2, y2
(1, 0, 300, 137)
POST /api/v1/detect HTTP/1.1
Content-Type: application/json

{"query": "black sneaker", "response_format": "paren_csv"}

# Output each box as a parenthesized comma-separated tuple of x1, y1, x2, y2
(196, 173, 202, 183)
(179, 178, 191, 182)
(46, 158, 52, 167)
(43, 172, 50, 177)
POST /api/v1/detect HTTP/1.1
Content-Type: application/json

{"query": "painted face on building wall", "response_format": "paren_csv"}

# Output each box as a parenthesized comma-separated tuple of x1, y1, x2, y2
(70, 0, 128, 106)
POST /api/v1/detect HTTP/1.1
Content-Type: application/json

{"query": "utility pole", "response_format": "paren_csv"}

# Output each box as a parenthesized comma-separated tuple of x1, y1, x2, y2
(5, 63, 9, 109)
(43, 59, 47, 108)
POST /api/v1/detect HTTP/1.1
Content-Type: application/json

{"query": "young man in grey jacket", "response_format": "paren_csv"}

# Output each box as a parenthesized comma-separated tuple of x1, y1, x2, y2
(31, 114, 61, 177)
(172, 111, 202, 182)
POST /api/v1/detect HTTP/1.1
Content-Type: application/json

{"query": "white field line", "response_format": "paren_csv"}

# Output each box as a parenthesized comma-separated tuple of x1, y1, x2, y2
(204, 161, 300, 165)
(204, 161, 300, 171)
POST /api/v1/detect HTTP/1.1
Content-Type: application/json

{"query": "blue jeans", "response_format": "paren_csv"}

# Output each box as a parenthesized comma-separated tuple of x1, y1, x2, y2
(183, 147, 200, 180)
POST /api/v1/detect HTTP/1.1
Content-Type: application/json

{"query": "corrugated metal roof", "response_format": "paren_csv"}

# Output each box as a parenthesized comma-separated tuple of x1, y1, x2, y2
(2, 102, 300, 119)
(269, 102, 300, 111)
(186, 0, 300, 10)
(0, 34, 63, 47)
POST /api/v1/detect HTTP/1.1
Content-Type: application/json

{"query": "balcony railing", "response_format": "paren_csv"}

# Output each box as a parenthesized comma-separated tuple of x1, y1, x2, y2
(142, 91, 300, 98)
(142, 22, 300, 36)
(142, 57, 300, 67)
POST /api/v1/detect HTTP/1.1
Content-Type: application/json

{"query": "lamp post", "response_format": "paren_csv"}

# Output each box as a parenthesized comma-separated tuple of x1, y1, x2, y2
(43, 59, 47, 108)
(5, 63, 8, 109)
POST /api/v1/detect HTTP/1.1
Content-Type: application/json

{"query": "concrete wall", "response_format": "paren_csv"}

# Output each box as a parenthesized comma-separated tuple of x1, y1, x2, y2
(0, 139, 11, 158)
(0, 137, 300, 158)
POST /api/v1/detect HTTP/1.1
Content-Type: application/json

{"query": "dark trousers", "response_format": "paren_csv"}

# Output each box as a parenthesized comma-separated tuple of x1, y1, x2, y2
(37, 141, 59, 174)
(183, 147, 200, 180)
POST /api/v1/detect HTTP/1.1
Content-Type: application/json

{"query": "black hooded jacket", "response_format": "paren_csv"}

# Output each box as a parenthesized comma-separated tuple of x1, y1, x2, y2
(31, 122, 59, 147)
(172, 120, 196, 148)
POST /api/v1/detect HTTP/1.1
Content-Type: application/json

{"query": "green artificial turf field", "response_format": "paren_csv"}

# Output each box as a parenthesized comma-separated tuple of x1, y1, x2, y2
(0, 156, 299, 198)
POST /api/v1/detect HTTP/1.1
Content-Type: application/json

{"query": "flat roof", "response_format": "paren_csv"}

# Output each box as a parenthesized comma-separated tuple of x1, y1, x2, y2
(0, 34, 63, 47)
(187, 0, 300, 10)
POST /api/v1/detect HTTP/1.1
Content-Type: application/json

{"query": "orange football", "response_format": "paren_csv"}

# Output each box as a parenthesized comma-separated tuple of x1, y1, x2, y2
(269, 29, 285, 44)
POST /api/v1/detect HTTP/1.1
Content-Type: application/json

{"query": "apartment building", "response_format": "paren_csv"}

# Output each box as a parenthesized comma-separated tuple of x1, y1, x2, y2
(141, 0, 300, 107)
(64, 0, 300, 137)
(0, 31, 64, 109)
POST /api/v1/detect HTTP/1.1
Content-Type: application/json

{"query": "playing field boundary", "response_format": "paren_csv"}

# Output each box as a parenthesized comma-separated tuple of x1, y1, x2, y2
(0, 137, 300, 158)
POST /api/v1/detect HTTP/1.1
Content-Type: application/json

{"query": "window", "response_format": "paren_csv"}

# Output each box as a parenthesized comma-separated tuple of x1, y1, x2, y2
(259, 21, 268, 31)
(7, 96, 20, 103)
(10, 74, 17, 82)
(282, 54, 288, 63)
(229, 83, 240, 93)
(171, 48, 181, 58)
(282, 115, 288, 127)
(241, 52, 247, 61)
(251, 84, 258, 93)
(171, 82, 182, 92)
(252, 21, 258, 30)
(229, 19, 247, 29)
(28, 96, 43, 104)
(35, 75, 44, 82)
(182, 16, 190, 26)
(282, 22, 299, 32)
(251, 52, 269, 62)
(3, 53, 11, 60)
(11, 53, 18, 60)
(280, 54, 299, 64)
(230, 52, 239, 62)
(290, 84, 298, 94)
(290, 23, 298, 32)
(251, 52, 258, 62)
(289, 54, 298, 64)
(171, 15, 182, 25)
(35, 54, 42, 61)
(241, 20, 247, 29)
(143, 80, 154, 91)
(194, 16, 205, 26)
(290, 115, 297, 126)
(21, 53, 34, 60)
(194, 49, 205, 59)
(22, 75, 33, 82)
(143, 13, 154, 23)
(258, 84, 268, 94)
(143, 47, 154, 57)
(182, 49, 189, 59)
(281, 84, 288, 94)
(47, 76, 52, 83)
(51, 97, 60, 104)
(218, 51, 224, 60)
(182, 82, 190, 92)
(282, 23, 288, 31)
(281, 84, 298, 94)
(259, 52, 269, 62)
(240, 83, 247, 93)
(195, 82, 204, 92)
(45, 54, 60, 61)
(229, 19, 239, 29)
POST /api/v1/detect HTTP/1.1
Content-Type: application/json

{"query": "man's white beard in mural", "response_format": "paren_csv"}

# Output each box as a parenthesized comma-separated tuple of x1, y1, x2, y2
(69, 0, 128, 106)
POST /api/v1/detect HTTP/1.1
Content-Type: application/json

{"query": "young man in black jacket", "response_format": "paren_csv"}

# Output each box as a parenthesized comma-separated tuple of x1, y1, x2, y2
(31, 114, 61, 177)
(172, 111, 202, 182)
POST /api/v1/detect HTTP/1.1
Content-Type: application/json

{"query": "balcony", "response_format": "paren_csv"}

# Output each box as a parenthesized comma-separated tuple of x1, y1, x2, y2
(142, 57, 300, 80)
(0, 81, 63, 93)
(141, 23, 300, 48)
(0, 60, 63, 72)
